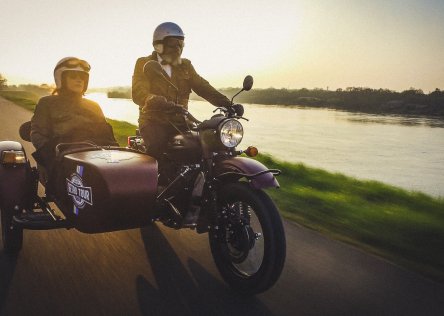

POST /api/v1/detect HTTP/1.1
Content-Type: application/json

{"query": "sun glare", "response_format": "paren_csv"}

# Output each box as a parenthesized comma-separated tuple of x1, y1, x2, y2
(1, 0, 443, 91)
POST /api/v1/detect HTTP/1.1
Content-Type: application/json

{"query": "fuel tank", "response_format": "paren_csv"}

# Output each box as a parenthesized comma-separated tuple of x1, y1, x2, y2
(166, 132, 201, 163)
(55, 149, 158, 233)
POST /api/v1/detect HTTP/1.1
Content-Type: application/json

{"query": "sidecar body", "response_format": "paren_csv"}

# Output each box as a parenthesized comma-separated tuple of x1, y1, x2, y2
(54, 147, 158, 233)
(0, 128, 158, 236)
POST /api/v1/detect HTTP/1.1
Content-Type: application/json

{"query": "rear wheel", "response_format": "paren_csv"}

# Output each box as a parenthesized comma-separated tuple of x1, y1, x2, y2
(209, 182, 286, 295)
(1, 207, 23, 254)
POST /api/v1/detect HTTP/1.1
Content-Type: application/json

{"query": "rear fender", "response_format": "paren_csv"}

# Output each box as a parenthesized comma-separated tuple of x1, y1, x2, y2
(0, 141, 32, 211)
(215, 157, 280, 189)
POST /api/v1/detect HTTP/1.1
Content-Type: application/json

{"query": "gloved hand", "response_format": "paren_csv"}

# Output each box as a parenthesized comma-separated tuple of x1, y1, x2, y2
(228, 104, 244, 116)
(143, 95, 184, 115)
(142, 95, 168, 112)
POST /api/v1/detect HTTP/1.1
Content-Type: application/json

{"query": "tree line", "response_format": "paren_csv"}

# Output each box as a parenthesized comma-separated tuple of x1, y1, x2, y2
(109, 85, 444, 116)
(211, 87, 444, 116)
(0, 74, 53, 96)
(0, 73, 7, 90)
(2, 72, 443, 117)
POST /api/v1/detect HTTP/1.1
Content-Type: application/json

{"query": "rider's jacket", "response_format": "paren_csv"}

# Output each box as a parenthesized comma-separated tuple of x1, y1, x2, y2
(31, 93, 117, 165)
(132, 52, 231, 127)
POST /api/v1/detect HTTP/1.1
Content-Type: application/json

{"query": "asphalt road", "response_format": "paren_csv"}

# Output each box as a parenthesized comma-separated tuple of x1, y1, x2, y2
(1, 96, 443, 316)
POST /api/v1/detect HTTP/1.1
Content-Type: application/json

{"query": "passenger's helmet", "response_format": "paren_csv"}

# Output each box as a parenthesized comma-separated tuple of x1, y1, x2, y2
(53, 57, 91, 92)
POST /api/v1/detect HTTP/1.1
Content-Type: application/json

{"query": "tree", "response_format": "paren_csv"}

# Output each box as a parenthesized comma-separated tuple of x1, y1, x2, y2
(0, 73, 7, 90)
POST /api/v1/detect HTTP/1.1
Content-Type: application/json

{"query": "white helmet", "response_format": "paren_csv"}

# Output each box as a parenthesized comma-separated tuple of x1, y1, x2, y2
(53, 57, 91, 92)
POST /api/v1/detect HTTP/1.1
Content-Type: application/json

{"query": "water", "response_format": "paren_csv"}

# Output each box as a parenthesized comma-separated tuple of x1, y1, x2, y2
(87, 93, 444, 197)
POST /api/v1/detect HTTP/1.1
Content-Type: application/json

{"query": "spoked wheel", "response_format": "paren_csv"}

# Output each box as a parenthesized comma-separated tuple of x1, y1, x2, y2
(1, 207, 23, 254)
(209, 182, 286, 295)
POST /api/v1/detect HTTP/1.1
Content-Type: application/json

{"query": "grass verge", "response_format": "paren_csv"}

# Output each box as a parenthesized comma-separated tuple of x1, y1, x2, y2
(3, 92, 444, 282)
(0, 90, 41, 111)
(256, 155, 444, 282)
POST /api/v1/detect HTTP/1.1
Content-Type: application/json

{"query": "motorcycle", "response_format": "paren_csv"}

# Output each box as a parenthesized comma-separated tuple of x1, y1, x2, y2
(0, 62, 286, 294)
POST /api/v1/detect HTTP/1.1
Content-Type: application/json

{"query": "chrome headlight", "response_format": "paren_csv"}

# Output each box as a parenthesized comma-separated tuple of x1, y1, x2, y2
(219, 119, 243, 148)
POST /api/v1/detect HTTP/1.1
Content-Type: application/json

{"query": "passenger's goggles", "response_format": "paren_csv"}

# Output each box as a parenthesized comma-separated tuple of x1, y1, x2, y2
(64, 70, 89, 81)
(163, 37, 184, 48)
(56, 59, 91, 72)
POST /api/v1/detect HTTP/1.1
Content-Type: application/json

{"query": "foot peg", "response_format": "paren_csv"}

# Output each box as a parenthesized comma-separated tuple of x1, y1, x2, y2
(13, 212, 70, 230)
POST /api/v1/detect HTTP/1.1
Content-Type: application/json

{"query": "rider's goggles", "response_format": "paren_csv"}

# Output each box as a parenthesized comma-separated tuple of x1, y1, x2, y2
(164, 37, 184, 48)
(56, 59, 91, 72)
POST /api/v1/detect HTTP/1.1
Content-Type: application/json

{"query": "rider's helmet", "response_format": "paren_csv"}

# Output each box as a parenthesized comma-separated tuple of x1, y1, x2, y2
(152, 22, 185, 54)
(53, 57, 91, 93)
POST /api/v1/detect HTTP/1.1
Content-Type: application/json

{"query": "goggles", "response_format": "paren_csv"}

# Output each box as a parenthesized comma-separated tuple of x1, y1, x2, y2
(56, 58, 91, 72)
(65, 70, 89, 81)
(163, 37, 184, 48)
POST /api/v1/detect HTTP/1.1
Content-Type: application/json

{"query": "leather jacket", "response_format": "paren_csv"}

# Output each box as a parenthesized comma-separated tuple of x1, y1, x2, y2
(132, 52, 231, 127)
(31, 93, 117, 165)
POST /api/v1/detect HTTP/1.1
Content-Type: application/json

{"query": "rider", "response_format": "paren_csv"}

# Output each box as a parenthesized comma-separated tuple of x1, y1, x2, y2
(31, 57, 118, 182)
(132, 22, 233, 159)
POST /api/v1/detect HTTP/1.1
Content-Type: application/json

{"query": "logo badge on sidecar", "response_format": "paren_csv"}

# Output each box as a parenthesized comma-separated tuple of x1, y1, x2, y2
(90, 151, 134, 163)
(66, 165, 93, 215)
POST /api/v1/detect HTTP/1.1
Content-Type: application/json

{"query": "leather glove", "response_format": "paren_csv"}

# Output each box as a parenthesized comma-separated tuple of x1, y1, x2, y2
(142, 95, 168, 112)
(228, 104, 244, 116)
(164, 103, 185, 115)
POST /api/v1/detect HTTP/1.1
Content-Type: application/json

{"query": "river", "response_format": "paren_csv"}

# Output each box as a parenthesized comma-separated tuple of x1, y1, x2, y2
(87, 93, 444, 198)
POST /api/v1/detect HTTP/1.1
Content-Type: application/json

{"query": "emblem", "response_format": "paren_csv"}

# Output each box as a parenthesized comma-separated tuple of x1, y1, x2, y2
(90, 151, 134, 163)
(66, 165, 93, 215)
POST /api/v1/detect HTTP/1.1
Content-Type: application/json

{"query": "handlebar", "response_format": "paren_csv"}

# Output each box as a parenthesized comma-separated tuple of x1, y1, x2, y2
(143, 102, 248, 127)
(212, 103, 245, 118)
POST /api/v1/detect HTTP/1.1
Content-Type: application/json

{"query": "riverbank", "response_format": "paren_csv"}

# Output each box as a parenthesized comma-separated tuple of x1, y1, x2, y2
(106, 86, 444, 117)
(2, 91, 443, 283)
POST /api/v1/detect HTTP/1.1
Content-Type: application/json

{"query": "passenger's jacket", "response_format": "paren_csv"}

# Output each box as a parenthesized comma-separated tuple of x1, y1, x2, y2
(132, 52, 231, 127)
(31, 93, 117, 165)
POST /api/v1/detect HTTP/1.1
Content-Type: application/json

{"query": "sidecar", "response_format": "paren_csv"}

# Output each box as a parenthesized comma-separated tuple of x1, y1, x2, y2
(0, 122, 159, 253)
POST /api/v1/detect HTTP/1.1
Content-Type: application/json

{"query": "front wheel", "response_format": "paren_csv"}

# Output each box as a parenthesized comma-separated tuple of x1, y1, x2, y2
(1, 207, 23, 254)
(209, 182, 286, 295)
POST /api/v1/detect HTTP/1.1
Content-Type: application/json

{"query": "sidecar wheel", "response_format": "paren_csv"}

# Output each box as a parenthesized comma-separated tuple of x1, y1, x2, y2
(1, 208, 23, 254)
(209, 182, 286, 295)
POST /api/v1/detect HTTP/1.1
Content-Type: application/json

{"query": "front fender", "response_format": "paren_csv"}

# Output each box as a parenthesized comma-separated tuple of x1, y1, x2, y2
(215, 157, 280, 189)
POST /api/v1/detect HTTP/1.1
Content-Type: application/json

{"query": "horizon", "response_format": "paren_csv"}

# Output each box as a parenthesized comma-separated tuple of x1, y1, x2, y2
(1, 0, 443, 92)
(4, 82, 440, 94)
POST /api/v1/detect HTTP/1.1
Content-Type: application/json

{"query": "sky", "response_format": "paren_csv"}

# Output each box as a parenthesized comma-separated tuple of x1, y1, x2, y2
(0, 0, 443, 92)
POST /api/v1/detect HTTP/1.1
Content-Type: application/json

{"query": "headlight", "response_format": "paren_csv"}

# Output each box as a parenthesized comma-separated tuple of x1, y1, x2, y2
(219, 119, 243, 148)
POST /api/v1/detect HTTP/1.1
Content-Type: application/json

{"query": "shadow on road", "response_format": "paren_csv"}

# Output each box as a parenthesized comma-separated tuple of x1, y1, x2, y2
(0, 250, 18, 312)
(137, 225, 274, 316)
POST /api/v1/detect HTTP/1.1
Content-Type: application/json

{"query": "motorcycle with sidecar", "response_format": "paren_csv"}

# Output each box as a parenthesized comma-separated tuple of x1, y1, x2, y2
(0, 64, 286, 294)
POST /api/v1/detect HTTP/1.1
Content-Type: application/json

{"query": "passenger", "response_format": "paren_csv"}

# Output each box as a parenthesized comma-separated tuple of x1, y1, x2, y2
(132, 22, 232, 159)
(31, 57, 118, 178)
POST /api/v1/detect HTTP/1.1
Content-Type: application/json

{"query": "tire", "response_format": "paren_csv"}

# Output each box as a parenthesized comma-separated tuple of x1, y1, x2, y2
(1, 207, 23, 254)
(209, 182, 286, 295)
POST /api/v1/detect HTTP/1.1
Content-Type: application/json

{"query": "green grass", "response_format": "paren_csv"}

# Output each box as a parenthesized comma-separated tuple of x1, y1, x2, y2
(107, 119, 137, 146)
(0, 90, 40, 111)
(256, 154, 444, 281)
(4, 92, 444, 282)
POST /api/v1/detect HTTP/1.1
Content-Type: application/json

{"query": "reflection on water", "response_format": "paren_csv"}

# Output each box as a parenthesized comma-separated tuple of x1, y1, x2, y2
(86, 93, 444, 197)
(345, 113, 444, 128)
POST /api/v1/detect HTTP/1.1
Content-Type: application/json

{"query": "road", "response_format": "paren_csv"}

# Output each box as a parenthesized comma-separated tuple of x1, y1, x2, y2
(1, 96, 443, 316)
